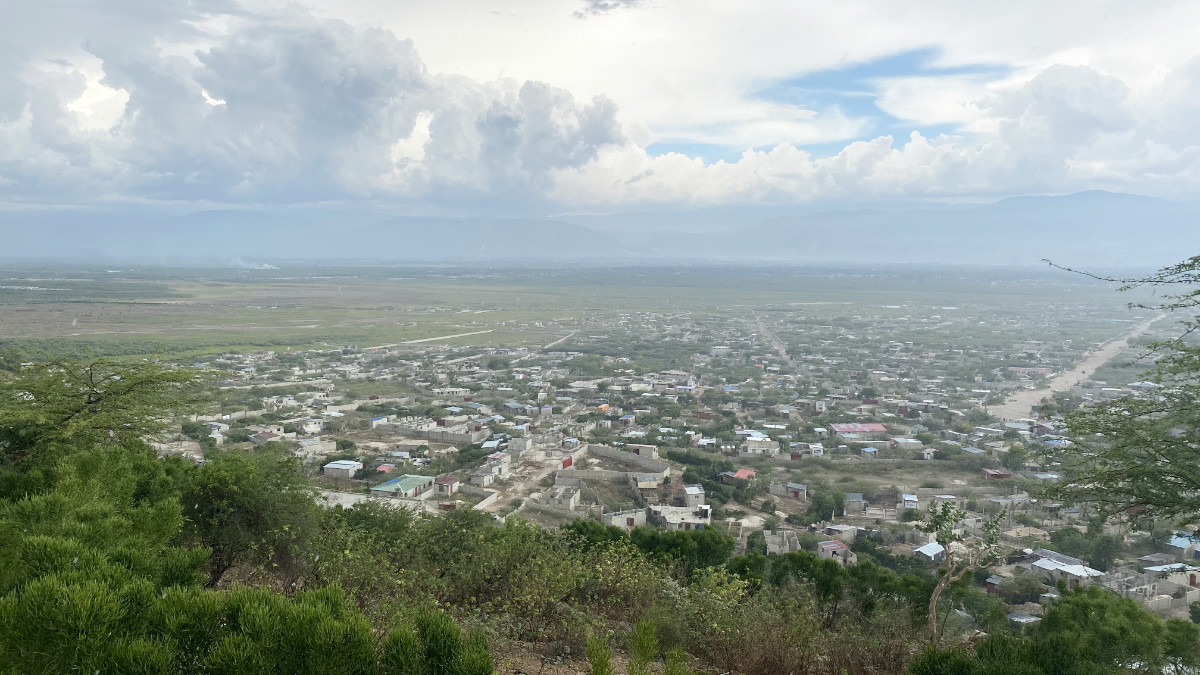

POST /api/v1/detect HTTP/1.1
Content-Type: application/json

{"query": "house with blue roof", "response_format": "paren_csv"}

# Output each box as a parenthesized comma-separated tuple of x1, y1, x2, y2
(1168, 532, 1200, 561)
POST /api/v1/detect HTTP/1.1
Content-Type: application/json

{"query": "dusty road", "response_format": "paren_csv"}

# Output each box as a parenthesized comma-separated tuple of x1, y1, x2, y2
(988, 314, 1164, 420)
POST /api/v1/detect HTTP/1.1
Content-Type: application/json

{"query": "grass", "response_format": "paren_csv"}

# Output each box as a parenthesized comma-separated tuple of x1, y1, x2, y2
(0, 262, 1136, 361)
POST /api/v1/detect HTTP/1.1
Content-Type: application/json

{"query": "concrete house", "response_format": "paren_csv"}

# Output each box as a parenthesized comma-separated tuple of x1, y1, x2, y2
(602, 508, 648, 530)
(683, 485, 706, 508)
(323, 459, 363, 480)
(817, 540, 857, 567)
(532, 486, 580, 511)
(764, 529, 800, 555)
(370, 474, 435, 499)
(845, 492, 867, 513)
(649, 504, 712, 531)
(770, 481, 808, 501)
(434, 475, 461, 496)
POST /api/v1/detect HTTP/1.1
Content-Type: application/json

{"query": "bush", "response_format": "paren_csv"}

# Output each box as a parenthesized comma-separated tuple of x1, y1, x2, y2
(628, 619, 658, 675)
(585, 634, 613, 675)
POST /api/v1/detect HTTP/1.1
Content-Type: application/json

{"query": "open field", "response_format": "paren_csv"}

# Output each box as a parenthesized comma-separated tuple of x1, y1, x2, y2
(0, 263, 1140, 360)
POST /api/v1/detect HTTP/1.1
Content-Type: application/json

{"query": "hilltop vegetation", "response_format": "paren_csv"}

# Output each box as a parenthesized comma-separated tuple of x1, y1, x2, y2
(0, 357, 1197, 673)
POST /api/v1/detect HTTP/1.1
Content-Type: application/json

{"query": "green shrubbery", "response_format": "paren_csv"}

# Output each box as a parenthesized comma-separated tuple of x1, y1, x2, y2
(3, 358, 1196, 675)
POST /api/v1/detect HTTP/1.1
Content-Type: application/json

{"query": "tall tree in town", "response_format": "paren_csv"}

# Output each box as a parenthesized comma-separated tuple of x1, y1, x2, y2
(920, 501, 1001, 643)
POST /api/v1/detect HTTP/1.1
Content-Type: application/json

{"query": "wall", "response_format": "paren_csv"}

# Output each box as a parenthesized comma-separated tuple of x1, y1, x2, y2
(585, 444, 671, 478)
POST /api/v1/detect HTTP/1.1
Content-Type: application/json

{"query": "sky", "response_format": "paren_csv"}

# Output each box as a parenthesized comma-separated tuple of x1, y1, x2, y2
(3, 0, 1200, 216)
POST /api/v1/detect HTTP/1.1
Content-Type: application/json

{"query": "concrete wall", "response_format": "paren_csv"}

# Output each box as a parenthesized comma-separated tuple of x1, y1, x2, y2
(586, 444, 670, 478)
(473, 489, 500, 510)
(559, 468, 627, 480)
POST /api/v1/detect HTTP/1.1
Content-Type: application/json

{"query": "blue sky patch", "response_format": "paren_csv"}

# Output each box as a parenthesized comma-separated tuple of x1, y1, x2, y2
(647, 47, 1002, 162)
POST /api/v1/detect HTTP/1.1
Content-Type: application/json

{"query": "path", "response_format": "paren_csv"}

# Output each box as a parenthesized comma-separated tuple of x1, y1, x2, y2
(512, 331, 577, 363)
(752, 312, 798, 371)
(369, 329, 493, 349)
(988, 313, 1164, 420)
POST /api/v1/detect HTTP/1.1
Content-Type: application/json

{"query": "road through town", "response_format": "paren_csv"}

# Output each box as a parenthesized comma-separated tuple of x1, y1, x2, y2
(987, 313, 1164, 420)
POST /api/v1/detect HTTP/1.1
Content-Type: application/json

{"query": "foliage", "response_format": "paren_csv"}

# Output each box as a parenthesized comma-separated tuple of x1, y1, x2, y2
(919, 501, 1002, 642)
(585, 633, 613, 675)
(997, 575, 1045, 605)
(183, 447, 320, 585)
(1048, 256, 1200, 529)
(0, 358, 203, 493)
(628, 618, 658, 675)
(911, 585, 1200, 675)
(1045, 523, 1123, 572)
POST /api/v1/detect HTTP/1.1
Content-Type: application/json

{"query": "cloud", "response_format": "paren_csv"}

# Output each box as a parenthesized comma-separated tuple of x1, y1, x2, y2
(574, 0, 645, 19)
(0, 6, 625, 206)
(551, 60, 1200, 206)
(1, 1, 1200, 212)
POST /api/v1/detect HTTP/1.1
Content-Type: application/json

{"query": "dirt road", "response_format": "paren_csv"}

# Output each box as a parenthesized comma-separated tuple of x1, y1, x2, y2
(369, 329, 493, 349)
(987, 314, 1164, 420)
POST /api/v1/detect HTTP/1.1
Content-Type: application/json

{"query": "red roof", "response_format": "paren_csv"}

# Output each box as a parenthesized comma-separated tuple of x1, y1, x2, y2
(733, 469, 756, 480)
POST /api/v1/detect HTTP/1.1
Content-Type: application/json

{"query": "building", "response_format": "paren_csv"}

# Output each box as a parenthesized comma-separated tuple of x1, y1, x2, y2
(913, 542, 946, 562)
(683, 484, 706, 508)
(1030, 549, 1104, 588)
(770, 481, 808, 500)
(322, 459, 362, 480)
(532, 486, 581, 511)
(631, 474, 660, 490)
(649, 504, 712, 531)
(845, 492, 867, 513)
(763, 529, 800, 555)
(602, 508, 647, 531)
(817, 540, 857, 567)
(370, 474, 435, 499)
(297, 437, 335, 457)
(434, 475, 461, 496)
(1167, 532, 1200, 561)
(719, 468, 757, 484)
(900, 494, 919, 510)
(829, 422, 888, 440)
(982, 468, 1013, 480)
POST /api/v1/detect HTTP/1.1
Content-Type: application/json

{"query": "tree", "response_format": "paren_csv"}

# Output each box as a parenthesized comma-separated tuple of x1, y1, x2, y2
(1000, 445, 1028, 471)
(919, 501, 1002, 643)
(0, 358, 203, 481)
(1047, 256, 1200, 529)
(183, 447, 320, 585)
(912, 585, 1199, 674)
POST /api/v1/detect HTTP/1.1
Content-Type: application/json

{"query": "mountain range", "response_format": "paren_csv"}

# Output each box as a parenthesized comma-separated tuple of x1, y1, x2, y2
(1, 191, 1196, 267)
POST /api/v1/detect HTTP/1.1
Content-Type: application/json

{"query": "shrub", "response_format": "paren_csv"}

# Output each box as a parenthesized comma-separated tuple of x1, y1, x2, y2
(628, 619, 658, 675)
(585, 634, 613, 675)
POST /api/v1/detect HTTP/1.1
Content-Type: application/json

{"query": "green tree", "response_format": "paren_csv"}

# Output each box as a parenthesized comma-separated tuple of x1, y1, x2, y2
(1048, 256, 1200, 528)
(911, 585, 1199, 674)
(1000, 445, 1028, 471)
(183, 447, 319, 585)
(0, 358, 202, 493)
(919, 502, 1002, 643)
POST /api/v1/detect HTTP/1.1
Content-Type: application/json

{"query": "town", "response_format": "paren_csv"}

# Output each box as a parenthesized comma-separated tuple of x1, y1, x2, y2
(123, 264, 1195, 628)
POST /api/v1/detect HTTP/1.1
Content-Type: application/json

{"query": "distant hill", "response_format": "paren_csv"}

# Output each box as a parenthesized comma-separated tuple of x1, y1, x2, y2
(0, 191, 1195, 266)
(0, 210, 625, 263)
(631, 191, 1200, 267)
(354, 216, 626, 260)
